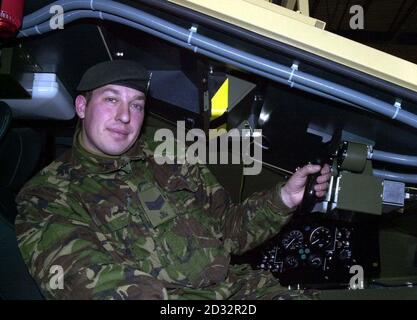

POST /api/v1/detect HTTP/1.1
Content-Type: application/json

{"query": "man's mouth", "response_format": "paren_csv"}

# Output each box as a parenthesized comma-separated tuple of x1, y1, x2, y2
(107, 128, 130, 137)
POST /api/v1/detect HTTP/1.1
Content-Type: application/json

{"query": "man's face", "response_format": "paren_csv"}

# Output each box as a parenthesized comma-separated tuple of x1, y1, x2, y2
(75, 84, 146, 156)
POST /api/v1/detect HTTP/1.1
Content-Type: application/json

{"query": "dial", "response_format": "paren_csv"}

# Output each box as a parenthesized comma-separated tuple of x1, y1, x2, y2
(307, 254, 323, 268)
(281, 230, 304, 250)
(310, 227, 332, 249)
(285, 255, 299, 269)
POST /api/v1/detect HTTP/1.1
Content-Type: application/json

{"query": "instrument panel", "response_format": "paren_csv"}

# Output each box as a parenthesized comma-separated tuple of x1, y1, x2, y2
(232, 214, 380, 289)
(259, 223, 355, 286)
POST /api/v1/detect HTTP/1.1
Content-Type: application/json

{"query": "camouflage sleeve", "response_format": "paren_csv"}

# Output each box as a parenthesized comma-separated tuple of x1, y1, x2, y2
(16, 192, 168, 300)
(198, 165, 295, 255)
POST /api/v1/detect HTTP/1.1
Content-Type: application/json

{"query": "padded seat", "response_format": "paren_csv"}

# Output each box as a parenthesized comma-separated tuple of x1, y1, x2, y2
(0, 102, 44, 299)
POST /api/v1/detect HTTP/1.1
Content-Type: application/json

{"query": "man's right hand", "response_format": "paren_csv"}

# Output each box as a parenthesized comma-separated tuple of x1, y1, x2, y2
(280, 164, 331, 209)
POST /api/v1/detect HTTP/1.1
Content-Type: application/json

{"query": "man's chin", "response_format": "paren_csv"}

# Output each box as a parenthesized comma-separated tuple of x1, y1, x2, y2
(99, 134, 138, 156)
(101, 144, 131, 156)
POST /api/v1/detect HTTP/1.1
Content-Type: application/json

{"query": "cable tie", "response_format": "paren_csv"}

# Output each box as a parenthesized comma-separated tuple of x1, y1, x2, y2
(392, 99, 402, 119)
(288, 63, 299, 88)
(187, 25, 198, 45)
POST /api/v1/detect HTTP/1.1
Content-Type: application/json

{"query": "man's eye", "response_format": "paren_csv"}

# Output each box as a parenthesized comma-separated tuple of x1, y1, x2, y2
(131, 104, 144, 112)
(105, 97, 117, 103)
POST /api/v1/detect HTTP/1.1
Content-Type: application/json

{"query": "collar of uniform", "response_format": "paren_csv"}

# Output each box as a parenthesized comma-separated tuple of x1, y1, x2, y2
(71, 131, 146, 174)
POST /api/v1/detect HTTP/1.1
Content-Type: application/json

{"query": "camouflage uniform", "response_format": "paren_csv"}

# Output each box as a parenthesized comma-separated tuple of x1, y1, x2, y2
(15, 132, 318, 300)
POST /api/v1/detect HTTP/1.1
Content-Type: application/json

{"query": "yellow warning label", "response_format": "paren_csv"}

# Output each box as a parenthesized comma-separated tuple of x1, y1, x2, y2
(210, 78, 228, 120)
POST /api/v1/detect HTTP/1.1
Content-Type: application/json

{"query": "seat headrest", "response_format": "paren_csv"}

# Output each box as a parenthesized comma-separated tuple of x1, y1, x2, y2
(0, 128, 43, 192)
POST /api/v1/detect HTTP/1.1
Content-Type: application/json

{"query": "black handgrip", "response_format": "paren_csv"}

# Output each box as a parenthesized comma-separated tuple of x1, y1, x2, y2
(298, 160, 324, 214)
(299, 171, 321, 213)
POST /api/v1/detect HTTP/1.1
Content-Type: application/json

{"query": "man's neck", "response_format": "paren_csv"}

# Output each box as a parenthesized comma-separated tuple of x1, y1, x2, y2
(78, 131, 118, 159)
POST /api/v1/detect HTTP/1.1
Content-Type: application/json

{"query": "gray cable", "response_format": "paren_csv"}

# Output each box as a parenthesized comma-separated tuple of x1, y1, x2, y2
(19, 2, 417, 177)
(371, 149, 417, 168)
(19, 10, 362, 109)
(20, 0, 417, 131)
(374, 169, 417, 184)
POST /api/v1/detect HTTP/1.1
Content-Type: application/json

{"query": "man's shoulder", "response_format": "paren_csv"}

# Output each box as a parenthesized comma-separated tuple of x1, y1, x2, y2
(138, 131, 161, 157)
(17, 150, 73, 201)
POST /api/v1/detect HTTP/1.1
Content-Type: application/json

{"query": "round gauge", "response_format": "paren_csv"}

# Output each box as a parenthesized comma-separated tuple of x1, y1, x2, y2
(285, 255, 299, 269)
(281, 230, 304, 250)
(307, 254, 323, 268)
(310, 227, 332, 249)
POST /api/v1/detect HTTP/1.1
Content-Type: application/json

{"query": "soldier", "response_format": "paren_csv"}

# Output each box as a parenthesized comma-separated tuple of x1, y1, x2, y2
(15, 60, 331, 300)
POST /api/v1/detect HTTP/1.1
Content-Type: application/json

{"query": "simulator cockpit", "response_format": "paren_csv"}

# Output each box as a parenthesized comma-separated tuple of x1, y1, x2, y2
(2, 0, 417, 300)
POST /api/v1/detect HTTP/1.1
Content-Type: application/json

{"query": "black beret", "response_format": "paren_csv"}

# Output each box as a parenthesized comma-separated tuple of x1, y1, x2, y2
(77, 60, 151, 93)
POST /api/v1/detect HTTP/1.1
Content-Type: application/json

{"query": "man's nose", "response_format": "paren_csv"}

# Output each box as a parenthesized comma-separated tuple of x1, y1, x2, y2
(115, 102, 130, 123)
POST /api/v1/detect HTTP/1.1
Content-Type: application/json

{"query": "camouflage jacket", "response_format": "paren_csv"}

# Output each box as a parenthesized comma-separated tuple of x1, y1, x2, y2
(15, 133, 294, 299)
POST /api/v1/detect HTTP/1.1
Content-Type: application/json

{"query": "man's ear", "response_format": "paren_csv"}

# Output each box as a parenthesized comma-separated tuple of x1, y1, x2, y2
(75, 95, 87, 119)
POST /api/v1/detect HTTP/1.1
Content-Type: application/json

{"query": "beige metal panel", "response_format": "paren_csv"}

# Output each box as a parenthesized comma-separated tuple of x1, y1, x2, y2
(297, 0, 310, 16)
(240, 0, 324, 28)
(169, 0, 417, 93)
(282, 0, 297, 11)
(282, 0, 310, 17)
